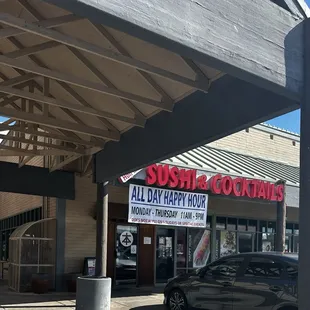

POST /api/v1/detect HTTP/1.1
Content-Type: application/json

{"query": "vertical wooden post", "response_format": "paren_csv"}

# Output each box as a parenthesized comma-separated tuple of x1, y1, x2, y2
(275, 180, 286, 252)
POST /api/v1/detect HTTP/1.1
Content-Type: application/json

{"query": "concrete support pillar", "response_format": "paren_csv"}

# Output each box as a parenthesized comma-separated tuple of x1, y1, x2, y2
(76, 181, 111, 310)
(298, 17, 310, 310)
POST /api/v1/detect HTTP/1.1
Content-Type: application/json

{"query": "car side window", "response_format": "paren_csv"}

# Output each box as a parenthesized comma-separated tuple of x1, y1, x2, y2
(205, 257, 244, 278)
(286, 264, 298, 280)
(244, 257, 284, 279)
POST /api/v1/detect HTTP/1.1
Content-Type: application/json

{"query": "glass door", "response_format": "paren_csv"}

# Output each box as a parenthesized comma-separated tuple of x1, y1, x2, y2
(238, 232, 254, 253)
(115, 224, 138, 285)
(156, 228, 175, 283)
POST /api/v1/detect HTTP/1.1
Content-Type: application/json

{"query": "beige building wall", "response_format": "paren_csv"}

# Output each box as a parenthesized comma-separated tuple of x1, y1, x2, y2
(64, 176, 129, 273)
(0, 156, 44, 218)
(208, 125, 300, 167)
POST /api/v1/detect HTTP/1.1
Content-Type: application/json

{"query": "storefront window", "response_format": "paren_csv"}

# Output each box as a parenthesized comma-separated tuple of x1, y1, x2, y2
(216, 230, 237, 258)
(259, 221, 267, 233)
(293, 225, 299, 253)
(188, 228, 211, 270)
(227, 218, 237, 230)
(248, 220, 257, 232)
(176, 228, 187, 270)
(258, 233, 275, 252)
(267, 222, 276, 233)
(238, 219, 247, 231)
(216, 217, 226, 229)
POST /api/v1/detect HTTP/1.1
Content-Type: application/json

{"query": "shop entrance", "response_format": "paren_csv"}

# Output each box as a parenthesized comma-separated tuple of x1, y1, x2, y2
(115, 224, 138, 286)
(238, 232, 254, 253)
(156, 227, 175, 283)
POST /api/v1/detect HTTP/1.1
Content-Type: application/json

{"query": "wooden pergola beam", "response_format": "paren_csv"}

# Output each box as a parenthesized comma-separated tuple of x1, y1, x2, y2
(5, 41, 61, 59)
(49, 154, 81, 172)
(0, 123, 102, 147)
(0, 85, 145, 126)
(0, 144, 83, 156)
(0, 14, 83, 39)
(0, 133, 86, 155)
(0, 105, 120, 140)
(0, 13, 209, 93)
(0, 54, 172, 111)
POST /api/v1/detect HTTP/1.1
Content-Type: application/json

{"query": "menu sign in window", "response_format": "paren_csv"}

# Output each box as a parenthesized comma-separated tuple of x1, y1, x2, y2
(128, 184, 208, 228)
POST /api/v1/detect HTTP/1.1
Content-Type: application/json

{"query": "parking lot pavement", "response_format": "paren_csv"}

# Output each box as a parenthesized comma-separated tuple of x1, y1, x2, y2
(0, 281, 166, 310)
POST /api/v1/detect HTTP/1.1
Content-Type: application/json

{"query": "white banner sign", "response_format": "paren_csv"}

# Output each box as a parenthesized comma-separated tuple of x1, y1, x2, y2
(128, 184, 208, 227)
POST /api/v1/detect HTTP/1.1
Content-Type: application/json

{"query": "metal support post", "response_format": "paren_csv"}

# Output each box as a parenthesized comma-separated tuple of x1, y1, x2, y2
(211, 215, 217, 262)
(298, 17, 310, 310)
(95, 181, 109, 277)
(275, 180, 286, 252)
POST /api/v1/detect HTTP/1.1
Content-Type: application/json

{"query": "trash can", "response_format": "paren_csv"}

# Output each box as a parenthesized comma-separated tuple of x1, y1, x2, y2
(31, 273, 49, 294)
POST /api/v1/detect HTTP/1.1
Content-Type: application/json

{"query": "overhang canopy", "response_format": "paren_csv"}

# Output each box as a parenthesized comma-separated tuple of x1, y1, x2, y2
(0, 0, 305, 181)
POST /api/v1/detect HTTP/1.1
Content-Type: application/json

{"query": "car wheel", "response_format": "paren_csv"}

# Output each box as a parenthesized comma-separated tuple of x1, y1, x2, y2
(167, 289, 188, 310)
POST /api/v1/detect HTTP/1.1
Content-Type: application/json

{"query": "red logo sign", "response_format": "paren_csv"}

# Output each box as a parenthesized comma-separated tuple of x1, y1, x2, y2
(145, 164, 284, 202)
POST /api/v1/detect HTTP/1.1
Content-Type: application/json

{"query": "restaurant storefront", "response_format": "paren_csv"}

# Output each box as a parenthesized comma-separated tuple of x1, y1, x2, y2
(106, 163, 298, 287)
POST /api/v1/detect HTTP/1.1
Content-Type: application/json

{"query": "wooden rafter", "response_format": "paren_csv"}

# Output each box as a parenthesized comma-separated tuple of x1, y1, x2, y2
(5, 41, 61, 59)
(0, 105, 120, 140)
(15, 1, 137, 131)
(0, 14, 83, 39)
(49, 154, 81, 172)
(0, 55, 173, 111)
(0, 85, 146, 126)
(0, 13, 209, 92)
(0, 24, 114, 142)
(0, 123, 103, 147)
(0, 133, 86, 155)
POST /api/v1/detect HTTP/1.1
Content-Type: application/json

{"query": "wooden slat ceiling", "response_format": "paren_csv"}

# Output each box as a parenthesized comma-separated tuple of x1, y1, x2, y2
(0, 0, 223, 174)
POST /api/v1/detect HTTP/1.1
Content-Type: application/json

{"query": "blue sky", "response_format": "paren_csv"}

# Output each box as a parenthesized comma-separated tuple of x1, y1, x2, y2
(265, 110, 300, 134)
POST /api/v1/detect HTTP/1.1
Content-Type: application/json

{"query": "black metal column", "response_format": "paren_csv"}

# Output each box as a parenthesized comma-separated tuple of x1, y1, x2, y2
(298, 17, 310, 310)
(95, 181, 109, 277)
(55, 198, 66, 291)
(275, 180, 286, 253)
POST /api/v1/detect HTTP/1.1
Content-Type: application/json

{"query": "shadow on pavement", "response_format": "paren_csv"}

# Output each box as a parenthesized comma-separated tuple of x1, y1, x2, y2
(111, 286, 164, 298)
(130, 306, 165, 310)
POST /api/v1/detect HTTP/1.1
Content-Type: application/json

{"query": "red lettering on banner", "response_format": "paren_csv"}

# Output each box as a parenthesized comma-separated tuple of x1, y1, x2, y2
(257, 181, 266, 199)
(250, 180, 259, 198)
(144, 164, 285, 202)
(145, 164, 157, 185)
(221, 176, 233, 195)
(265, 182, 271, 200)
(156, 164, 169, 186)
(197, 175, 208, 190)
(241, 178, 252, 198)
(270, 184, 278, 201)
(232, 178, 242, 196)
(277, 184, 284, 202)
(168, 166, 179, 188)
(210, 174, 222, 194)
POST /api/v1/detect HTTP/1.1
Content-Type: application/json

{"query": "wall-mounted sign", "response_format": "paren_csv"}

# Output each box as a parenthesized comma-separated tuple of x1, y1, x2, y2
(128, 184, 208, 227)
(120, 231, 133, 247)
(118, 169, 142, 183)
(143, 237, 152, 245)
(145, 164, 284, 202)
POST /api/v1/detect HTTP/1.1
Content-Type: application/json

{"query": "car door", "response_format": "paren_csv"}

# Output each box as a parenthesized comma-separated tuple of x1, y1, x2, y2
(232, 255, 286, 310)
(188, 256, 245, 310)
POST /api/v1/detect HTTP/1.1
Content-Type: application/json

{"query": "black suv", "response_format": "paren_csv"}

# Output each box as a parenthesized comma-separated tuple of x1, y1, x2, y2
(164, 252, 298, 310)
